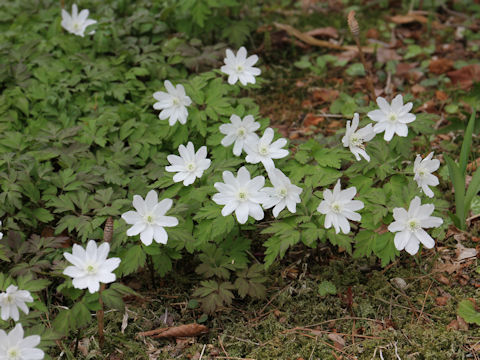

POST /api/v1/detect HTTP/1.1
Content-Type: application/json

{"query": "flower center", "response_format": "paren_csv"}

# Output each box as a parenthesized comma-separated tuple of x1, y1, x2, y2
(5, 295, 13, 304)
(172, 97, 180, 106)
(7, 347, 20, 360)
(85, 264, 98, 274)
(259, 144, 269, 155)
(388, 113, 398, 122)
(331, 202, 342, 214)
(407, 219, 420, 231)
(237, 127, 246, 137)
(236, 65, 244, 73)
(278, 188, 288, 198)
(145, 214, 154, 224)
(186, 162, 196, 172)
(237, 190, 248, 201)
(349, 134, 363, 147)
(417, 167, 427, 177)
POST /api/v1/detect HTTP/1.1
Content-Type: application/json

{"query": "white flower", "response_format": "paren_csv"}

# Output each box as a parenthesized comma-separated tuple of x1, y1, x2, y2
(153, 81, 192, 126)
(367, 95, 416, 141)
(219, 114, 260, 156)
(317, 180, 364, 234)
(413, 152, 440, 198)
(0, 323, 44, 360)
(121, 190, 178, 246)
(0, 286, 33, 321)
(341, 113, 375, 161)
(220, 47, 261, 86)
(63, 240, 120, 294)
(388, 196, 443, 255)
(166, 142, 211, 186)
(61, 4, 97, 37)
(0, 220, 3, 240)
(212, 166, 268, 224)
(262, 169, 302, 218)
(245, 128, 289, 171)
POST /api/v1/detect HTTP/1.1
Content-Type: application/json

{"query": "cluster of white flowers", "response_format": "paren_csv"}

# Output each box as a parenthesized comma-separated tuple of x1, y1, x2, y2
(0, 282, 43, 358)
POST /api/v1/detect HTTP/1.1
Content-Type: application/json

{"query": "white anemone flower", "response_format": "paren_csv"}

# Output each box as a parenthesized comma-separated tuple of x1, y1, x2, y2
(341, 113, 375, 161)
(0, 220, 3, 240)
(317, 180, 364, 234)
(153, 80, 192, 126)
(121, 190, 178, 246)
(413, 152, 440, 198)
(212, 166, 268, 224)
(219, 114, 260, 156)
(367, 95, 416, 141)
(0, 323, 44, 360)
(262, 169, 302, 218)
(388, 196, 443, 255)
(61, 4, 97, 37)
(220, 47, 261, 86)
(245, 128, 289, 171)
(0, 285, 33, 321)
(166, 142, 211, 186)
(63, 240, 120, 294)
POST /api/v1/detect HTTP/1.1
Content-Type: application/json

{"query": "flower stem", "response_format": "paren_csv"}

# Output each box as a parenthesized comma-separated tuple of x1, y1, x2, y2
(97, 216, 114, 349)
(147, 254, 157, 289)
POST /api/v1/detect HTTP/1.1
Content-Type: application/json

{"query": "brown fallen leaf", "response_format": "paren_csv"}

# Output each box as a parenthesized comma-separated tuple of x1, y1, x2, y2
(376, 48, 401, 63)
(435, 296, 449, 306)
(273, 22, 373, 53)
(390, 13, 428, 24)
(456, 243, 478, 261)
(429, 58, 454, 75)
(303, 113, 324, 127)
(448, 64, 480, 90)
(305, 27, 339, 39)
(138, 324, 209, 338)
(411, 84, 426, 95)
(327, 333, 346, 350)
(312, 88, 339, 103)
(457, 315, 469, 331)
(466, 158, 480, 172)
(435, 90, 448, 101)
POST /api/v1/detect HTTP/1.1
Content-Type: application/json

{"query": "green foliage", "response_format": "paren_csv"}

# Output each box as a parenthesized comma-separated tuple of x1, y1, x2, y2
(445, 109, 480, 229)
(317, 280, 337, 296)
(458, 300, 480, 325)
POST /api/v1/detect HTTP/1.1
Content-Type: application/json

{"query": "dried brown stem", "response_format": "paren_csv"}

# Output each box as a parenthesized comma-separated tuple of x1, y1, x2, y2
(97, 217, 113, 349)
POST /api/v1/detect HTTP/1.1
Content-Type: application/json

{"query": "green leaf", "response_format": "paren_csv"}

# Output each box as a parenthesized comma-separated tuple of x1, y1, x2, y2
(465, 166, 480, 216)
(458, 300, 480, 325)
(318, 280, 337, 296)
(33, 208, 54, 223)
(459, 109, 476, 175)
(118, 245, 146, 276)
(353, 230, 376, 258)
(445, 155, 466, 229)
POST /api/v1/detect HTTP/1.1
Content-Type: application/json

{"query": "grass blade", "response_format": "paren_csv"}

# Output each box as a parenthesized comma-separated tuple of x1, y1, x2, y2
(445, 155, 466, 229)
(465, 166, 480, 216)
(459, 108, 476, 175)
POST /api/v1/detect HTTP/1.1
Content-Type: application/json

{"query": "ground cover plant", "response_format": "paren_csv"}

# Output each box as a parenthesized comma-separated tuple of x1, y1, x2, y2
(0, 0, 479, 359)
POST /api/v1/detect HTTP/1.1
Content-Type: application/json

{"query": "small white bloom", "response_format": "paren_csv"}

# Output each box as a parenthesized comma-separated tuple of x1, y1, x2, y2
(367, 95, 416, 141)
(153, 80, 192, 126)
(166, 142, 211, 186)
(0, 285, 33, 321)
(341, 113, 375, 161)
(61, 4, 97, 37)
(317, 180, 364, 234)
(0, 323, 44, 360)
(220, 47, 261, 86)
(219, 114, 260, 156)
(245, 128, 289, 171)
(212, 166, 268, 224)
(122, 190, 178, 246)
(63, 240, 120, 294)
(0, 220, 3, 240)
(413, 152, 440, 198)
(262, 169, 302, 217)
(388, 196, 443, 255)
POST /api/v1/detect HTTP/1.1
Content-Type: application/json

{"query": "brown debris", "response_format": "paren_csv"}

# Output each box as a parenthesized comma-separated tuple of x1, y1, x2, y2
(447, 64, 480, 90)
(429, 58, 454, 75)
(138, 324, 209, 339)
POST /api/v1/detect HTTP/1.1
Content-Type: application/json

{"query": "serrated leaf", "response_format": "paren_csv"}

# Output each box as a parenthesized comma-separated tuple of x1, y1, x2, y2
(458, 300, 480, 325)
(318, 280, 337, 296)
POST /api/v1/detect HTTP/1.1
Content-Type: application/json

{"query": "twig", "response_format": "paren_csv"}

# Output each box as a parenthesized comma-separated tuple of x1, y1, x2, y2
(199, 344, 206, 360)
(308, 337, 317, 360)
(219, 335, 229, 357)
(318, 338, 357, 360)
(285, 327, 385, 340)
(417, 281, 433, 323)
(303, 316, 382, 328)
(225, 335, 260, 346)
